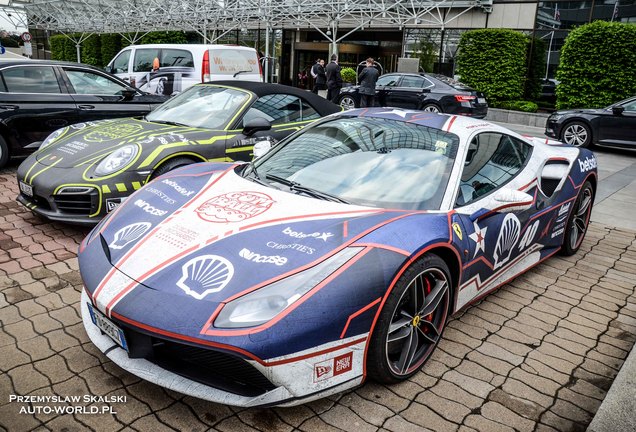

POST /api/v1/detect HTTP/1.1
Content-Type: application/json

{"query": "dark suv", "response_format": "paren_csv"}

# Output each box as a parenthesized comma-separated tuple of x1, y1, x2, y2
(0, 59, 168, 168)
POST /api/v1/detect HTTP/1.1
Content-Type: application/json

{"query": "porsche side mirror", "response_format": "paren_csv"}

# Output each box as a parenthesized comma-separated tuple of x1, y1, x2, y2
(612, 106, 625, 116)
(243, 117, 272, 136)
(493, 189, 534, 212)
(121, 88, 136, 101)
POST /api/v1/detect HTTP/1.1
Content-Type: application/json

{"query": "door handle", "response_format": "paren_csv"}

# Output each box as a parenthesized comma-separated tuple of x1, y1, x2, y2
(78, 105, 95, 110)
(0, 105, 18, 110)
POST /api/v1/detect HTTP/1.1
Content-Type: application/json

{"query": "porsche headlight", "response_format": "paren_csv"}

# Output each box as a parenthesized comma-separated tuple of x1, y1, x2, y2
(95, 145, 139, 176)
(39, 127, 68, 151)
(214, 247, 363, 328)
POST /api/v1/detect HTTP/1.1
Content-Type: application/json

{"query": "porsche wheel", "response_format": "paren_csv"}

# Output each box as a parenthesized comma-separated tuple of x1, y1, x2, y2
(339, 95, 358, 110)
(368, 253, 451, 383)
(421, 103, 442, 113)
(150, 157, 195, 180)
(561, 121, 592, 148)
(560, 180, 594, 256)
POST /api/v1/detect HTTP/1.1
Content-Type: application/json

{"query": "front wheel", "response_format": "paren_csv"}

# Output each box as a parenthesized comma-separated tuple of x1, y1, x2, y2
(560, 180, 594, 256)
(561, 121, 592, 148)
(150, 157, 195, 180)
(339, 95, 358, 110)
(367, 253, 451, 383)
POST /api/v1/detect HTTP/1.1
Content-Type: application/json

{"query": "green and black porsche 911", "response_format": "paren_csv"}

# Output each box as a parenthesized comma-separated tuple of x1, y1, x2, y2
(16, 81, 340, 225)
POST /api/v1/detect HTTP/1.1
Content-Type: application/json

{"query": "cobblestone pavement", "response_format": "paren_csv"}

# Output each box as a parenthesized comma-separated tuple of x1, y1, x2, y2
(1, 165, 635, 432)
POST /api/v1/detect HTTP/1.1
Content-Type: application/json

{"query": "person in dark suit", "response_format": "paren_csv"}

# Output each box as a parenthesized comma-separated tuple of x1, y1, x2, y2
(358, 57, 379, 108)
(325, 54, 343, 103)
(311, 59, 326, 94)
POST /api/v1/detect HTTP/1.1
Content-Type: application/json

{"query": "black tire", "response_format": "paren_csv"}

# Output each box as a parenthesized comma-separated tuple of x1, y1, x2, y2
(420, 103, 442, 113)
(561, 121, 592, 148)
(560, 180, 594, 256)
(338, 95, 358, 110)
(0, 135, 9, 169)
(367, 253, 452, 383)
(150, 157, 195, 180)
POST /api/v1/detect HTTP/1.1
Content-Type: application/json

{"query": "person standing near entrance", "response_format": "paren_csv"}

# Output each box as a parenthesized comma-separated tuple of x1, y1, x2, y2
(358, 57, 379, 108)
(311, 59, 326, 94)
(326, 54, 343, 103)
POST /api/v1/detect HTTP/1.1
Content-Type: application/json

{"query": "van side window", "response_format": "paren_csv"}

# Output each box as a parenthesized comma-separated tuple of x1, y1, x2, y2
(243, 94, 302, 125)
(111, 50, 131, 74)
(160, 49, 194, 68)
(133, 48, 161, 72)
(2, 66, 61, 94)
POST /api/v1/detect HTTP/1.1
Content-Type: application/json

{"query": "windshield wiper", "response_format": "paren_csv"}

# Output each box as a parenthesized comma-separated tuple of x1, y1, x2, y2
(233, 70, 253, 78)
(242, 162, 269, 186)
(265, 174, 349, 204)
(147, 119, 190, 127)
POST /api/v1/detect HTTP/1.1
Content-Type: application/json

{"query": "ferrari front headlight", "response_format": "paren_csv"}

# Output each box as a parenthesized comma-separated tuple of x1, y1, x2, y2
(95, 145, 139, 176)
(39, 127, 69, 151)
(214, 247, 363, 328)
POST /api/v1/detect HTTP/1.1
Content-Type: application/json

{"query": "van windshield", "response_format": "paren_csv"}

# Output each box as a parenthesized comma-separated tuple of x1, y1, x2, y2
(146, 85, 250, 130)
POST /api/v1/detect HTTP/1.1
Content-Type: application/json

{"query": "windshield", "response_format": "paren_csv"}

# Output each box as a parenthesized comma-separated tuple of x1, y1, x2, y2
(146, 85, 250, 129)
(253, 117, 460, 210)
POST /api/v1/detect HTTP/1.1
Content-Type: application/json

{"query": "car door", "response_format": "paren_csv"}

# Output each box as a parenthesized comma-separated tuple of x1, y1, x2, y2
(453, 132, 544, 298)
(62, 67, 152, 122)
(597, 99, 636, 146)
(227, 93, 310, 161)
(383, 75, 431, 109)
(0, 64, 78, 152)
(374, 74, 401, 107)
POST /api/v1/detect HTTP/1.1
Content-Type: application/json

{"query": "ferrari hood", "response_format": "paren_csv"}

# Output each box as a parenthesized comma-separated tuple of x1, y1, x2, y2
(35, 118, 213, 168)
(88, 165, 409, 312)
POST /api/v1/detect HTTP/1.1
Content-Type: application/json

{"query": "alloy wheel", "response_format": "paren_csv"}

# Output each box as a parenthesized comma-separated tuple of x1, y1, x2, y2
(563, 123, 589, 147)
(422, 104, 440, 113)
(569, 185, 593, 250)
(339, 96, 356, 110)
(385, 267, 449, 376)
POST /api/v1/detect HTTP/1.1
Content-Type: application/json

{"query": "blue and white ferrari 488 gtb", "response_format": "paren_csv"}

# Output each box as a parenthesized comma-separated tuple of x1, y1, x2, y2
(79, 108, 597, 407)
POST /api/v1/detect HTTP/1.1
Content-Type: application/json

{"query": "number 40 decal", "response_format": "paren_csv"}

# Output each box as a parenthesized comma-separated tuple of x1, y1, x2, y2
(518, 220, 540, 251)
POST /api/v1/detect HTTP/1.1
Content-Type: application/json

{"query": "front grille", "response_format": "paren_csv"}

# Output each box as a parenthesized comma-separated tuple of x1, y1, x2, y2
(53, 188, 99, 215)
(21, 193, 52, 211)
(118, 324, 276, 397)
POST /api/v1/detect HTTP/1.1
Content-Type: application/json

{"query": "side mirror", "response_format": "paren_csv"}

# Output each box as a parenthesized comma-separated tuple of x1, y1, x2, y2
(243, 117, 272, 136)
(612, 106, 625, 116)
(121, 88, 136, 101)
(104, 65, 113, 74)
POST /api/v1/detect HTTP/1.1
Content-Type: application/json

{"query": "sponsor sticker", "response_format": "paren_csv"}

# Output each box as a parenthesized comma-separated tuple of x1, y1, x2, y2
(176, 255, 234, 299)
(493, 214, 521, 269)
(239, 248, 287, 266)
(551, 227, 565, 238)
(161, 179, 195, 197)
(452, 222, 463, 241)
(105, 198, 127, 212)
(109, 222, 151, 250)
(196, 191, 274, 223)
(266, 241, 315, 255)
(144, 187, 176, 205)
(314, 352, 353, 382)
(134, 199, 167, 216)
(84, 123, 144, 143)
(57, 141, 89, 156)
(578, 156, 597, 173)
(282, 227, 333, 242)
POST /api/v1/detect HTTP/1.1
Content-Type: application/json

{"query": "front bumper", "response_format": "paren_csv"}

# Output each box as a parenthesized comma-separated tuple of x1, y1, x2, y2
(545, 120, 560, 139)
(81, 289, 366, 407)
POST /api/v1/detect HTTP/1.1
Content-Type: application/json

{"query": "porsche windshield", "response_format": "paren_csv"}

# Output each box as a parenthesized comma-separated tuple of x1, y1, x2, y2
(145, 85, 250, 130)
(253, 117, 460, 210)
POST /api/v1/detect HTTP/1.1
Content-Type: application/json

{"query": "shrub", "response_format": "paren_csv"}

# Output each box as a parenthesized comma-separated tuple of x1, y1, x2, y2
(340, 67, 356, 84)
(491, 100, 538, 113)
(456, 29, 528, 103)
(556, 21, 636, 109)
(100, 33, 122, 66)
(0, 37, 19, 48)
(140, 31, 187, 45)
(81, 34, 102, 67)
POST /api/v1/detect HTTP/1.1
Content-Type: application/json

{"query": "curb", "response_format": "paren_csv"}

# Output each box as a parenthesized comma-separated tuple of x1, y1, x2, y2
(485, 108, 549, 128)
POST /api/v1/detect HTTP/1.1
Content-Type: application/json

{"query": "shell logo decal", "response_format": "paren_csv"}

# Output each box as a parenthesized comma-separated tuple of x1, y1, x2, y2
(493, 214, 521, 269)
(176, 255, 234, 300)
(195, 191, 274, 223)
(110, 222, 152, 250)
(84, 122, 144, 143)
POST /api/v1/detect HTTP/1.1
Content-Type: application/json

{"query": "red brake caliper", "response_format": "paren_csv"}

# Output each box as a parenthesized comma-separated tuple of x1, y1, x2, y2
(424, 276, 433, 323)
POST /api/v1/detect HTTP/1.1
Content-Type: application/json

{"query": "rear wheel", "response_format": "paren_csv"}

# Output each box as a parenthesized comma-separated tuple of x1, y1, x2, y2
(150, 157, 196, 180)
(0, 136, 9, 169)
(560, 180, 594, 256)
(339, 95, 358, 110)
(367, 253, 451, 383)
(561, 121, 592, 148)
(421, 103, 442, 113)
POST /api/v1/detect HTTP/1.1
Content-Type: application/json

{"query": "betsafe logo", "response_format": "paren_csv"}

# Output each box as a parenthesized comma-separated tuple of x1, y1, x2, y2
(578, 156, 597, 173)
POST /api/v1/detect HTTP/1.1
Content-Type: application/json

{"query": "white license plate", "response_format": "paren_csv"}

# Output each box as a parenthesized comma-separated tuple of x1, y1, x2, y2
(477, 97, 486, 104)
(87, 302, 128, 351)
(19, 181, 33, 197)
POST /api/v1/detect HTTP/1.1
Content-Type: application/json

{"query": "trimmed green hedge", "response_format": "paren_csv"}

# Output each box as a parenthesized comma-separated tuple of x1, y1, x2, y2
(81, 34, 102, 67)
(491, 100, 538, 113)
(556, 21, 636, 109)
(456, 29, 528, 103)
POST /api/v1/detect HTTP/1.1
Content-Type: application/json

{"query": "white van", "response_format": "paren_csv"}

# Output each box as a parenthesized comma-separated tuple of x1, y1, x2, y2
(105, 44, 262, 96)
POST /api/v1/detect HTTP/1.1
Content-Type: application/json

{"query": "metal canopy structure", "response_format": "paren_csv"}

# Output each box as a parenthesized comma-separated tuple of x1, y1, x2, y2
(3, 0, 492, 40)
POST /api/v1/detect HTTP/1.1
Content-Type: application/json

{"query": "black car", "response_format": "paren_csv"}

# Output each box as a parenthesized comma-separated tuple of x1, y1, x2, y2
(337, 73, 488, 118)
(16, 81, 341, 225)
(0, 60, 168, 168)
(545, 96, 636, 148)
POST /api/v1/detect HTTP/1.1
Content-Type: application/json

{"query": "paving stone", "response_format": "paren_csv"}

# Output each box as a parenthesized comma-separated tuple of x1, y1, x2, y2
(130, 414, 179, 432)
(488, 388, 543, 422)
(401, 402, 458, 432)
(501, 378, 554, 409)
(463, 415, 515, 432)
(155, 401, 211, 432)
(443, 370, 494, 399)
(416, 390, 471, 424)
(481, 401, 535, 432)
(7, 364, 50, 394)
(338, 392, 394, 426)
(314, 404, 376, 432)
(297, 416, 346, 432)
(383, 415, 433, 432)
